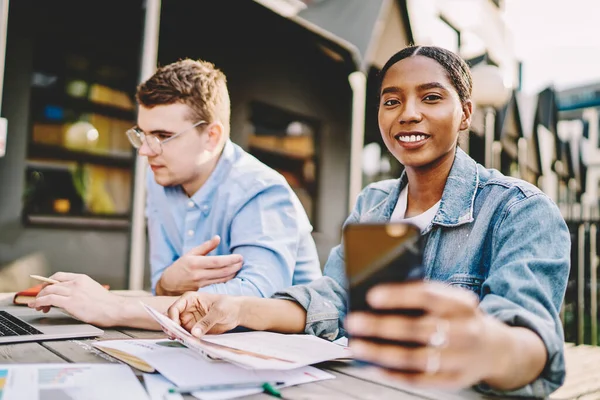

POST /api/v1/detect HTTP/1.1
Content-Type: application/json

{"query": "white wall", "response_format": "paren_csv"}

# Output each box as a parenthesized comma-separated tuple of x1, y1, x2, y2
(407, 0, 517, 87)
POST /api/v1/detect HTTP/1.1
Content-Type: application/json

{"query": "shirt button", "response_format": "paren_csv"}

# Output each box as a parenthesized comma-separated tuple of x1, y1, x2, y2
(187, 201, 195, 208)
(201, 204, 209, 212)
(187, 230, 194, 237)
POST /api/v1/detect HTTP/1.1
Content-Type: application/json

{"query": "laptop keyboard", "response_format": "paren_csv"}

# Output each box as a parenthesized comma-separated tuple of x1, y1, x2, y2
(0, 310, 43, 336)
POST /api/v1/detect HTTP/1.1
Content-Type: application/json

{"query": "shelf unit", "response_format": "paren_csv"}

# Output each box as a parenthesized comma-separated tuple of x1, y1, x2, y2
(247, 101, 320, 226)
(28, 143, 133, 168)
(21, 2, 143, 230)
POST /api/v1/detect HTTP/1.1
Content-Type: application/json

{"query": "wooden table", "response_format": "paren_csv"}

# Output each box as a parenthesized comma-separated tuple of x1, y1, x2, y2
(0, 292, 596, 399)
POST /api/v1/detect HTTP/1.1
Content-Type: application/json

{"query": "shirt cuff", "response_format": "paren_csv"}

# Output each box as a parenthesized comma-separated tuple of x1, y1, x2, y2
(475, 307, 565, 398)
(273, 277, 346, 341)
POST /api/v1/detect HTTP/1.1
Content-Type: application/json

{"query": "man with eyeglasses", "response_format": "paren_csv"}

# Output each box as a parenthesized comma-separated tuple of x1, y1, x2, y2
(28, 59, 322, 329)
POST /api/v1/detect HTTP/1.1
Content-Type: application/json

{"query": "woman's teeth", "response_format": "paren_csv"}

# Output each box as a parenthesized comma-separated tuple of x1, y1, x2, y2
(397, 135, 427, 142)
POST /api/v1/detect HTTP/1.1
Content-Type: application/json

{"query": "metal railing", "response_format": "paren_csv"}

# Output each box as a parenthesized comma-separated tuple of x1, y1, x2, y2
(563, 216, 600, 345)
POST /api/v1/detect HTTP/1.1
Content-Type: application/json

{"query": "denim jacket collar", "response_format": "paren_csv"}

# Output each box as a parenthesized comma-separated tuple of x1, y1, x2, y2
(432, 147, 479, 228)
(362, 147, 479, 230)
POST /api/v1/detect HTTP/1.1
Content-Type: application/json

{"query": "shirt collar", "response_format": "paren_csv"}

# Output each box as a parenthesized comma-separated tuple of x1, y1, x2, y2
(189, 139, 236, 204)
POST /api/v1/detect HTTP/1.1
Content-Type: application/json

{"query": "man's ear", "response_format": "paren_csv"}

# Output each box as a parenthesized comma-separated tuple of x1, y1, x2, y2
(205, 121, 224, 151)
(460, 100, 473, 131)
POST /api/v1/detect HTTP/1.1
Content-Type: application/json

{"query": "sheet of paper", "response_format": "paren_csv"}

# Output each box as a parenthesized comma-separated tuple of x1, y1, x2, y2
(333, 336, 349, 347)
(141, 303, 226, 363)
(96, 338, 245, 387)
(0, 365, 36, 400)
(191, 367, 335, 400)
(201, 331, 352, 369)
(0, 363, 149, 400)
(143, 373, 184, 400)
(141, 303, 352, 370)
(94, 338, 333, 389)
(142, 303, 195, 341)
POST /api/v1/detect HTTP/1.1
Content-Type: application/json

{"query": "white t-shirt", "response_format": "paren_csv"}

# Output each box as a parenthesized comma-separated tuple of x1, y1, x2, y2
(390, 185, 440, 232)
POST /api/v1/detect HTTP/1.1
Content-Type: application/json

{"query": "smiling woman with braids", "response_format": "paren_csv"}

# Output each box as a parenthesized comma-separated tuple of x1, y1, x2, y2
(167, 45, 570, 397)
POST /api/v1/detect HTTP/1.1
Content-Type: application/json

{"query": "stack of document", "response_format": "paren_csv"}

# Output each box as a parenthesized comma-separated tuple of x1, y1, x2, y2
(142, 367, 335, 400)
(91, 304, 352, 399)
(94, 338, 336, 400)
(139, 303, 352, 370)
(0, 363, 149, 400)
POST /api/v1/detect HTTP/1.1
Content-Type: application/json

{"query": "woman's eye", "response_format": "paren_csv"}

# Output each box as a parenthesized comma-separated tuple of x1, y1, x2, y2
(383, 99, 400, 106)
(156, 134, 171, 141)
(423, 94, 442, 102)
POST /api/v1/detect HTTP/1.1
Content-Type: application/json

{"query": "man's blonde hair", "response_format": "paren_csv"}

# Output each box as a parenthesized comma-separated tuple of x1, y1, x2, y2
(136, 58, 231, 135)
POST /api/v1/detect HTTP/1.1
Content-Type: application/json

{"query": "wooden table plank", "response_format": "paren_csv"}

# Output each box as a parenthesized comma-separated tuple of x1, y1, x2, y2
(119, 328, 168, 339)
(40, 329, 132, 365)
(328, 362, 492, 400)
(0, 342, 66, 363)
(307, 368, 426, 399)
(239, 367, 428, 399)
(550, 343, 600, 400)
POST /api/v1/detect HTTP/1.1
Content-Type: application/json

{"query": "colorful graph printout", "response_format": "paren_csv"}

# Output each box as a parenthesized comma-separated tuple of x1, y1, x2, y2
(0, 369, 8, 400)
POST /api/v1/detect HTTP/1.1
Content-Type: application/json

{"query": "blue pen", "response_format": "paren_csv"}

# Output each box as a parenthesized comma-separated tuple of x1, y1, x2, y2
(167, 381, 285, 394)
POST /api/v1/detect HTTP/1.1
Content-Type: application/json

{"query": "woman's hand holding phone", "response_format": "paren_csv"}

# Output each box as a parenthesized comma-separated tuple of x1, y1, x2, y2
(342, 222, 509, 389)
(344, 280, 511, 390)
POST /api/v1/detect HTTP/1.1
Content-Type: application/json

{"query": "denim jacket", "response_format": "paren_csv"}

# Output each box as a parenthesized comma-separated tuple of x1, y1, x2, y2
(274, 147, 570, 398)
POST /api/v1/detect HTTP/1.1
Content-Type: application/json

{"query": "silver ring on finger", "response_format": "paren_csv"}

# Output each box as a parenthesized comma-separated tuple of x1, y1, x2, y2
(428, 318, 449, 349)
(425, 348, 441, 375)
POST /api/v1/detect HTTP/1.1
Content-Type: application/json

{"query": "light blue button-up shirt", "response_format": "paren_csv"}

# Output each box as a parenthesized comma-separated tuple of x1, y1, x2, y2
(146, 139, 322, 296)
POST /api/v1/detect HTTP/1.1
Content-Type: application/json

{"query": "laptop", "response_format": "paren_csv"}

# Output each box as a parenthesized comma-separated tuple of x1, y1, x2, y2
(0, 305, 104, 344)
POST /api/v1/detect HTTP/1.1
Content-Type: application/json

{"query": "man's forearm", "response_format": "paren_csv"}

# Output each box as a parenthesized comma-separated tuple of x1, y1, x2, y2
(113, 295, 180, 330)
(238, 297, 307, 333)
(482, 317, 548, 390)
(155, 275, 179, 296)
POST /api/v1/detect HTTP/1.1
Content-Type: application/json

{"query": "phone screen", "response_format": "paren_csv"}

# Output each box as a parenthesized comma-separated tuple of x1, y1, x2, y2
(343, 222, 426, 365)
(343, 222, 424, 313)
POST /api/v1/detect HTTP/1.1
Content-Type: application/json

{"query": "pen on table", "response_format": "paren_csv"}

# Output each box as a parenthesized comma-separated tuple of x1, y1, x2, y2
(262, 382, 283, 398)
(167, 381, 285, 395)
(30, 275, 60, 285)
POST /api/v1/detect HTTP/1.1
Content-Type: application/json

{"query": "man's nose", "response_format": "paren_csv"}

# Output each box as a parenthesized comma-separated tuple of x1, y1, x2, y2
(137, 136, 157, 157)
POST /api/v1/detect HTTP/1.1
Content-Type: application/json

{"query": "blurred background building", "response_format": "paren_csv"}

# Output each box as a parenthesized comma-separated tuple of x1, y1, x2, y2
(0, 0, 597, 344)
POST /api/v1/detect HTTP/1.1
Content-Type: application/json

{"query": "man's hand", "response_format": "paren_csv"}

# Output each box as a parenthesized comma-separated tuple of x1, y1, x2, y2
(156, 235, 243, 296)
(167, 291, 243, 337)
(28, 272, 123, 328)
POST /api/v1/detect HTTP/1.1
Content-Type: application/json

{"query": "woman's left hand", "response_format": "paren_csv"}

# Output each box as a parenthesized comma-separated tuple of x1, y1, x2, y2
(344, 281, 508, 390)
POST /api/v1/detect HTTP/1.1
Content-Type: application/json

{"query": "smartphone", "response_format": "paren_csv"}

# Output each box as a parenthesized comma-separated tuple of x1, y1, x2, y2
(343, 222, 425, 354)
(343, 221, 424, 314)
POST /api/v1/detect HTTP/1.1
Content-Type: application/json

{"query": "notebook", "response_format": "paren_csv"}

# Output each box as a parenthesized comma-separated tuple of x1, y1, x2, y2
(91, 345, 155, 372)
(12, 284, 46, 305)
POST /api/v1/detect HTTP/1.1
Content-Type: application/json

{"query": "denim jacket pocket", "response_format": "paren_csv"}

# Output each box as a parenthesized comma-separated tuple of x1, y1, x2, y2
(447, 274, 483, 298)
